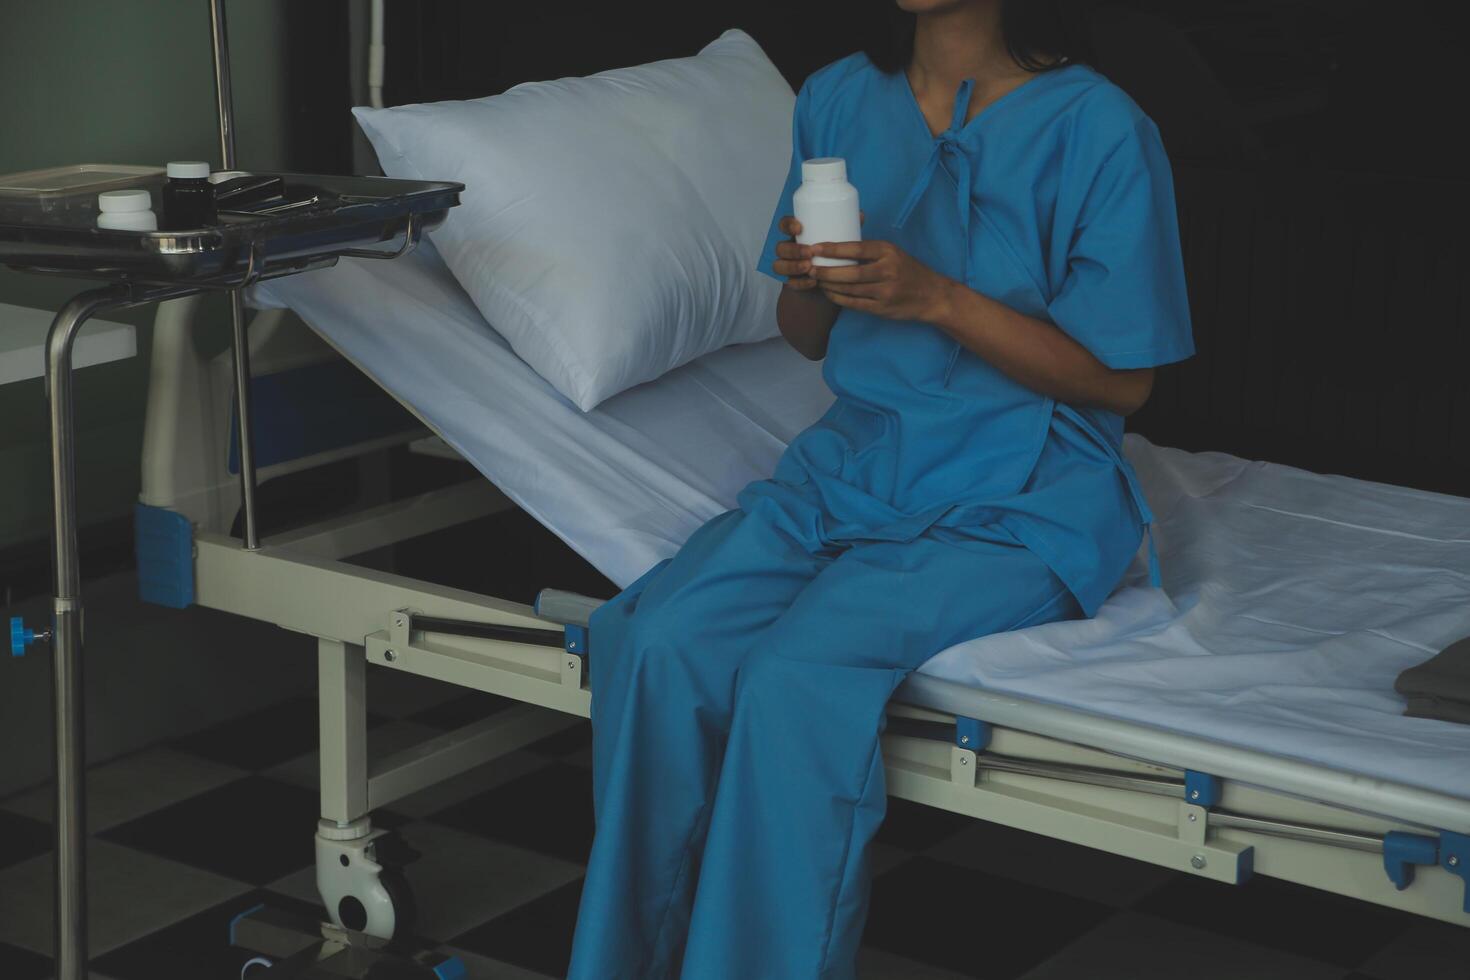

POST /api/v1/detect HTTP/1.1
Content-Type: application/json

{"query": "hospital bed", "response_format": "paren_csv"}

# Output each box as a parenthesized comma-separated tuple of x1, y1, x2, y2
(132, 229, 1470, 946)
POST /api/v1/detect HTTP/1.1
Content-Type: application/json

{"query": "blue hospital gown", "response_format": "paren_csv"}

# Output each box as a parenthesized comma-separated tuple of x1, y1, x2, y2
(751, 55, 1194, 615)
(568, 54, 1194, 980)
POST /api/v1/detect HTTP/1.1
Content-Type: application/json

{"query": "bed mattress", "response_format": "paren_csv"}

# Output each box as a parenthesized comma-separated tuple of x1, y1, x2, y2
(255, 246, 1470, 805)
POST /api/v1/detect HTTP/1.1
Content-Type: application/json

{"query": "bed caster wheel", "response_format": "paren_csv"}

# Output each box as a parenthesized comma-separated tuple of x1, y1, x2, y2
(240, 955, 273, 978)
(334, 866, 418, 941)
(317, 822, 420, 941)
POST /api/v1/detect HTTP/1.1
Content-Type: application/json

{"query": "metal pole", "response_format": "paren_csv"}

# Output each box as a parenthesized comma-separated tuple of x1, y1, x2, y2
(209, 0, 261, 549)
(45, 286, 123, 980)
(44, 283, 197, 980)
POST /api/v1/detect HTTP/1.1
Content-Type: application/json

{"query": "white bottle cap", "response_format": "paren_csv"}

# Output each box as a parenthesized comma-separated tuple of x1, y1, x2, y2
(97, 188, 153, 213)
(166, 161, 211, 179)
(801, 157, 847, 183)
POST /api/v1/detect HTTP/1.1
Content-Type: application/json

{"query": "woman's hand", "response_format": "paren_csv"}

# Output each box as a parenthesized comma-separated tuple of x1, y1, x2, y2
(809, 240, 955, 324)
(771, 217, 820, 292)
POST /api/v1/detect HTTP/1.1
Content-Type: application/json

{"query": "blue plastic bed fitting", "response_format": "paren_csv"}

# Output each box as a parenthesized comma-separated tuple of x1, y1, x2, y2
(1184, 770, 1222, 808)
(9, 617, 41, 657)
(135, 503, 195, 609)
(431, 956, 468, 980)
(1439, 831, 1470, 913)
(955, 716, 992, 751)
(564, 624, 589, 659)
(227, 902, 266, 947)
(1382, 831, 1439, 891)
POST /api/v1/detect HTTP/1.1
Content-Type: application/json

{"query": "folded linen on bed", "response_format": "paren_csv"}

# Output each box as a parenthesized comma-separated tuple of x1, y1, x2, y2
(1396, 636, 1470, 724)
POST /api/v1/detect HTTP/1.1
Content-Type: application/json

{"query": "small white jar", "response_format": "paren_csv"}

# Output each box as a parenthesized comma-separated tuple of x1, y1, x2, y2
(96, 189, 158, 231)
(793, 157, 861, 267)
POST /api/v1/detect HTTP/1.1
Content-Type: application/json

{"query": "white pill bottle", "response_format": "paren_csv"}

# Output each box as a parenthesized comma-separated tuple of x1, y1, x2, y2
(793, 157, 860, 267)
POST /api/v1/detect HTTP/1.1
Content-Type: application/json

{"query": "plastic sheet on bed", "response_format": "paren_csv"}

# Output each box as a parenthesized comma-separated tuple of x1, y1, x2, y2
(256, 245, 1470, 802)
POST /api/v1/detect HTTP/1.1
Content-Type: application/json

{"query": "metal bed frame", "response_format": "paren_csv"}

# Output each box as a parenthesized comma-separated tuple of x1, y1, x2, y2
(132, 290, 1470, 954)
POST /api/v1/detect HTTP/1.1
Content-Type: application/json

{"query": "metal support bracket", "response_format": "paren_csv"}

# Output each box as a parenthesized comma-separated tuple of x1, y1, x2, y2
(1178, 801, 1209, 846)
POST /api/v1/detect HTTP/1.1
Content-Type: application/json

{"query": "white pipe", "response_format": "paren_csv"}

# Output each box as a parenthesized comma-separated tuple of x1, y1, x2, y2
(368, 0, 385, 109)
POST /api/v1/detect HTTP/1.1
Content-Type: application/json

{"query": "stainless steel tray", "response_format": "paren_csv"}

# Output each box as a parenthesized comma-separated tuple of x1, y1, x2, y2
(0, 172, 462, 285)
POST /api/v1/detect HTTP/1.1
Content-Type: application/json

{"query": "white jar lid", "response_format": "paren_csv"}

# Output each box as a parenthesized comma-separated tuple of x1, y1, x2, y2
(166, 161, 211, 179)
(801, 157, 847, 183)
(97, 188, 153, 212)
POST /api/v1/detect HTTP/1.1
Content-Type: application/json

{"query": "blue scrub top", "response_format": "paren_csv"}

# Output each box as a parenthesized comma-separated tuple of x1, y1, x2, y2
(750, 55, 1194, 616)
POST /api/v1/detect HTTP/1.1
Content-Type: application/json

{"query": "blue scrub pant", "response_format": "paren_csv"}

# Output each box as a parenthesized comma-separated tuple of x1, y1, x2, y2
(567, 506, 1078, 979)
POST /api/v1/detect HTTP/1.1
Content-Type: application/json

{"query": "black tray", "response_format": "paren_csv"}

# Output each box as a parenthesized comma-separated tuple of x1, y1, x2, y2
(0, 172, 462, 285)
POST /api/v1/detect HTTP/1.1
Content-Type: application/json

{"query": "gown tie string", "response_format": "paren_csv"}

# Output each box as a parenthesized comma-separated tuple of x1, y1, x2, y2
(893, 78, 976, 283)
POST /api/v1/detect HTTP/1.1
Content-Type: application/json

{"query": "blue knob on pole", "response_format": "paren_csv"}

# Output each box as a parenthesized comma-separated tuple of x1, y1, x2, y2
(10, 617, 41, 657)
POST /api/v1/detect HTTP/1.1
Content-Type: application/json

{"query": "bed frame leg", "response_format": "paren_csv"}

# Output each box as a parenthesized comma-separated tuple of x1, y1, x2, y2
(315, 638, 413, 941)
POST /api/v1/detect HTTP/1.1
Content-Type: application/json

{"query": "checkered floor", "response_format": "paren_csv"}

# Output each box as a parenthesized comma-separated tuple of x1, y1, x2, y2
(3, 671, 1467, 980)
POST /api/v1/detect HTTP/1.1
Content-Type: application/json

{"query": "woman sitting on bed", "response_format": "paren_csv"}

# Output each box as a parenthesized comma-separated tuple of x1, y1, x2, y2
(570, 1, 1193, 976)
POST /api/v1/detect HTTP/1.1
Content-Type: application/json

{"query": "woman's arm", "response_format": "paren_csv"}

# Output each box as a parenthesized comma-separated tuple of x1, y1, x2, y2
(810, 240, 1154, 416)
(769, 216, 840, 361)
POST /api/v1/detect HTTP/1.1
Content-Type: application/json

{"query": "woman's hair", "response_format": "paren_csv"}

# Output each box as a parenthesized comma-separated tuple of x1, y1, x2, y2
(862, 0, 1101, 74)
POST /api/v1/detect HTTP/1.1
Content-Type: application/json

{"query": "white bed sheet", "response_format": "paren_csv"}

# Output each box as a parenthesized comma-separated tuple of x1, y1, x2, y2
(256, 247, 1470, 802)
(920, 444, 1470, 800)
(254, 242, 833, 587)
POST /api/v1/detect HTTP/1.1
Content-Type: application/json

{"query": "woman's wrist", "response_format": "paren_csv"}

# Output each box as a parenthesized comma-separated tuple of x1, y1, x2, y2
(924, 274, 970, 331)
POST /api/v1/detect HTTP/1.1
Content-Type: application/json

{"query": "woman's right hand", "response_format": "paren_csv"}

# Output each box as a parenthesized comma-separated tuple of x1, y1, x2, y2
(772, 217, 819, 292)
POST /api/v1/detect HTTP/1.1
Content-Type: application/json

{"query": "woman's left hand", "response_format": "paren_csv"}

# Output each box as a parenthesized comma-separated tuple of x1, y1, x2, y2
(809, 240, 954, 324)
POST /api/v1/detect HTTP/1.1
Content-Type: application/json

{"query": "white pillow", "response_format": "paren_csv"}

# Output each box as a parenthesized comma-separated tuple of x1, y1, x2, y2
(353, 29, 793, 411)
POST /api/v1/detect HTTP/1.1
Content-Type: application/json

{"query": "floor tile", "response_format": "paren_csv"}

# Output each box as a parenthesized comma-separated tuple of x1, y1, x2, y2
(382, 751, 551, 821)
(100, 776, 323, 886)
(924, 818, 1178, 908)
(0, 839, 249, 956)
(0, 941, 49, 980)
(428, 762, 594, 865)
(1134, 872, 1416, 968)
(868, 841, 912, 878)
(863, 856, 1112, 978)
(441, 946, 558, 980)
(408, 690, 518, 731)
(0, 808, 51, 871)
(1, 747, 247, 835)
(1017, 910, 1343, 980)
(366, 668, 471, 721)
(264, 720, 444, 791)
(93, 888, 322, 980)
(524, 720, 592, 760)
(875, 797, 979, 852)
(450, 878, 583, 979)
(171, 697, 387, 772)
(1357, 918, 1470, 980)
(269, 822, 583, 943)
(857, 945, 975, 979)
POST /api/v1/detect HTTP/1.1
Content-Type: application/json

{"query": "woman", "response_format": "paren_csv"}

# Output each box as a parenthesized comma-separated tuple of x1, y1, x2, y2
(569, 1, 1193, 976)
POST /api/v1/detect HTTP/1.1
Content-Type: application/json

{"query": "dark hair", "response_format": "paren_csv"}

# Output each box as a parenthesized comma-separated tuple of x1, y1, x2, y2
(862, 0, 1100, 75)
